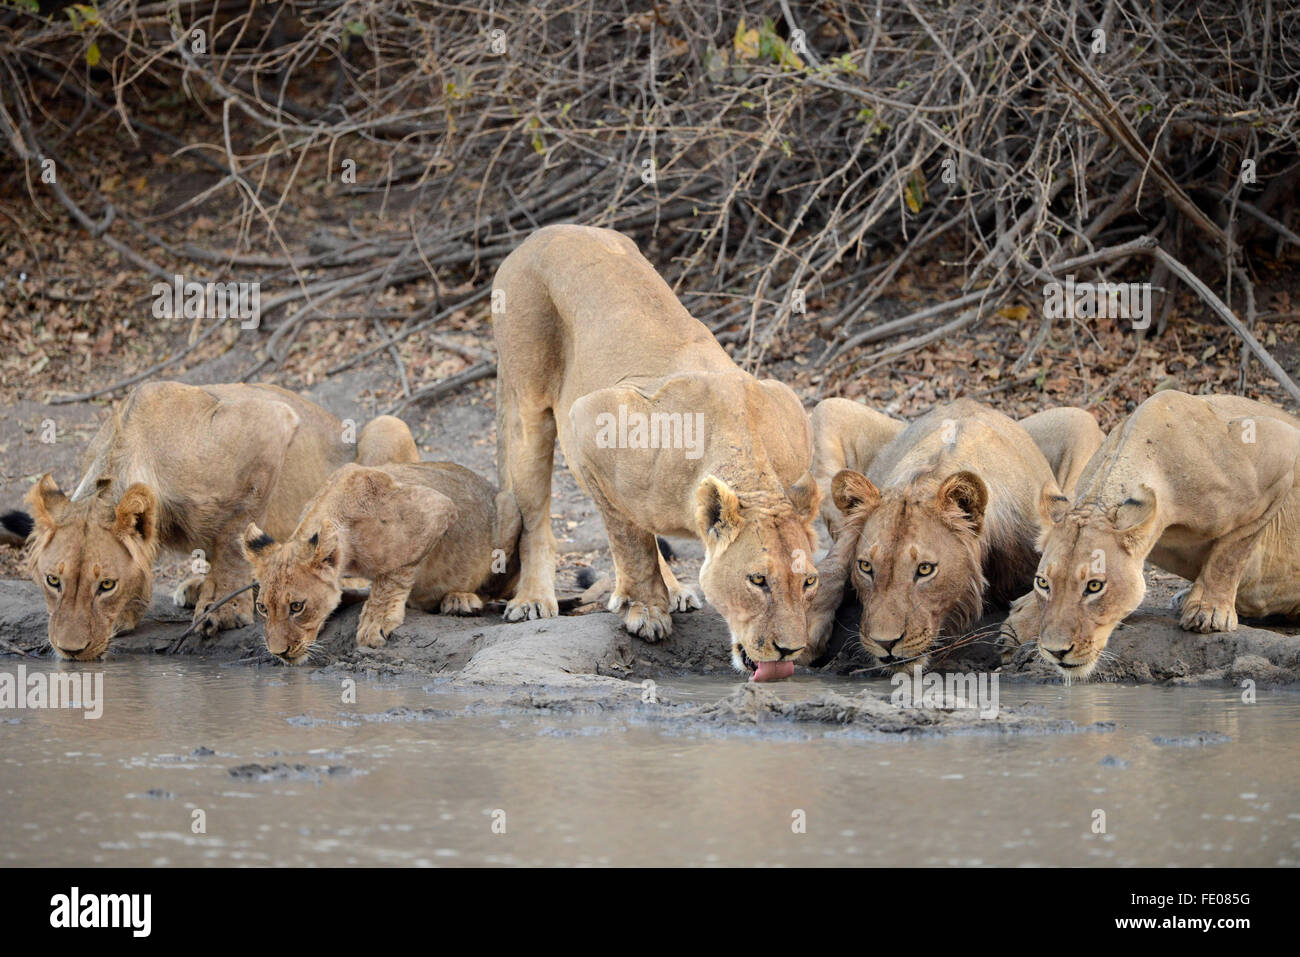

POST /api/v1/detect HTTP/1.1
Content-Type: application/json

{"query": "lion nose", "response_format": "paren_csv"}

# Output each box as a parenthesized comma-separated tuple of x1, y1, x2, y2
(1045, 643, 1074, 661)
(774, 642, 803, 659)
(876, 635, 902, 654)
(52, 629, 90, 653)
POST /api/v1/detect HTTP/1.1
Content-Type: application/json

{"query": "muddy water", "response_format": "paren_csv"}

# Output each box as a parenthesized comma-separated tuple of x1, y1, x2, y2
(1, 659, 1296, 866)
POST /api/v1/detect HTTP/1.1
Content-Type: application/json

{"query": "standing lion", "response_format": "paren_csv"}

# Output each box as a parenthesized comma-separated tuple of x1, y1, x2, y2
(492, 225, 823, 681)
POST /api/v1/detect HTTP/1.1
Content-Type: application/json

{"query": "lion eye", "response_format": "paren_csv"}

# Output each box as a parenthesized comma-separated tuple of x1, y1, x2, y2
(804, 574, 818, 589)
(45, 574, 61, 589)
(747, 574, 767, 589)
(1085, 579, 1105, 594)
(1035, 575, 1050, 592)
(916, 562, 936, 577)
(289, 600, 305, 614)
(98, 579, 117, 593)
(255, 602, 268, 617)
(856, 559, 872, 575)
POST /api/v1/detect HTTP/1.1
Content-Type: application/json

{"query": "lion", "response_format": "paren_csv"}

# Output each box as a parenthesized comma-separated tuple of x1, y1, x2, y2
(240, 462, 520, 663)
(807, 398, 1104, 670)
(22, 381, 418, 660)
(492, 224, 823, 681)
(1003, 390, 1300, 679)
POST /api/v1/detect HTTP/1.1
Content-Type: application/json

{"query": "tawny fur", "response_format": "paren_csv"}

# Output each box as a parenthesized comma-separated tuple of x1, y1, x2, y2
(491, 224, 822, 672)
(1004, 391, 1300, 678)
(241, 462, 521, 663)
(807, 398, 1101, 669)
(23, 381, 419, 657)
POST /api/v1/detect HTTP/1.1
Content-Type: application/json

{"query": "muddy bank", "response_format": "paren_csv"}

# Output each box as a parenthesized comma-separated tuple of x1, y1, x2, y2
(1, 569, 1297, 741)
(0, 579, 1086, 737)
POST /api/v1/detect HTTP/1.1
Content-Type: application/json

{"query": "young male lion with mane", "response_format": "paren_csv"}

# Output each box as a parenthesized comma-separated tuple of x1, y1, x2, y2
(492, 224, 823, 681)
(21, 381, 417, 660)
(806, 398, 1104, 671)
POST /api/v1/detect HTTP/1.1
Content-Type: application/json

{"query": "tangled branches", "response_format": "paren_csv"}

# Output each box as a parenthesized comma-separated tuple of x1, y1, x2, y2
(1, 0, 1297, 403)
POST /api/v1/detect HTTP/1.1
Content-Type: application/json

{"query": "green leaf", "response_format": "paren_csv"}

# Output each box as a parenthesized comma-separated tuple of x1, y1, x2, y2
(86, 42, 101, 67)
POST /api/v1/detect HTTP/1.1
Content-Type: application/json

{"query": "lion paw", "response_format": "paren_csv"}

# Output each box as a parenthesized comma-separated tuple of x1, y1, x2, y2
(667, 583, 702, 613)
(173, 576, 204, 609)
(1179, 595, 1238, 634)
(440, 592, 484, 616)
(192, 589, 253, 637)
(609, 595, 672, 642)
(504, 593, 558, 621)
(355, 612, 391, 649)
(1170, 586, 1190, 613)
(357, 600, 404, 648)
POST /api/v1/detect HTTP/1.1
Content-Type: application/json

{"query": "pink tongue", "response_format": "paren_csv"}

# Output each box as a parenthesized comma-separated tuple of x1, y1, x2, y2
(750, 660, 795, 682)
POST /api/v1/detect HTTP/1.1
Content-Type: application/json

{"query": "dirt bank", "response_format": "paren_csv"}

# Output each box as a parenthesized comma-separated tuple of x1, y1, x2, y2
(2, 564, 1297, 744)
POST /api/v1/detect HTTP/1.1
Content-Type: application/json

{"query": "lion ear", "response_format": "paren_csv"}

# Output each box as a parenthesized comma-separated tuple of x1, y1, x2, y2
(1113, 484, 1158, 553)
(310, 519, 342, 571)
(26, 474, 70, 531)
(695, 475, 742, 545)
(1038, 482, 1070, 526)
(936, 470, 988, 536)
(831, 469, 880, 518)
(785, 470, 822, 525)
(113, 483, 158, 544)
(241, 523, 275, 563)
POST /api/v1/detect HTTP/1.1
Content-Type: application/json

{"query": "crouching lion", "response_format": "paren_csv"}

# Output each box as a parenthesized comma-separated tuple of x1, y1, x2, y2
(22, 381, 417, 660)
(492, 224, 823, 681)
(807, 398, 1104, 670)
(240, 462, 521, 663)
(1004, 390, 1300, 679)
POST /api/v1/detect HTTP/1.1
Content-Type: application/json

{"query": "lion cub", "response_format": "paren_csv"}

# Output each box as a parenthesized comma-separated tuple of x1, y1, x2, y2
(241, 462, 520, 663)
(1007, 391, 1300, 679)
(808, 398, 1103, 670)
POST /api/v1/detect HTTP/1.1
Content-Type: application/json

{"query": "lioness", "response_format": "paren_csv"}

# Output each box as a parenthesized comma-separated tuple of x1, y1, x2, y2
(1007, 390, 1300, 679)
(240, 462, 520, 663)
(23, 381, 417, 660)
(808, 398, 1104, 669)
(492, 224, 822, 681)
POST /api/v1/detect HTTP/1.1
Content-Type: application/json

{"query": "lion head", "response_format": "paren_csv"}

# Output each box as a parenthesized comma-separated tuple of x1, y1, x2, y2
(695, 472, 822, 681)
(240, 520, 345, 664)
(1026, 486, 1158, 679)
(24, 474, 158, 660)
(830, 468, 988, 670)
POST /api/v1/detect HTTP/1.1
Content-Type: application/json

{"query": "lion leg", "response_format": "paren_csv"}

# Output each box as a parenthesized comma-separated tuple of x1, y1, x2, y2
(657, 547, 701, 613)
(357, 569, 416, 648)
(440, 591, 484, 616)
(1178, 530, 1265, 633)
(501, 402, 560, 621)
(191, 541, 255, 637)
(600, 510, 672, 641)
(172, 575, 204, 609)
(999, 591, 1042, 662)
